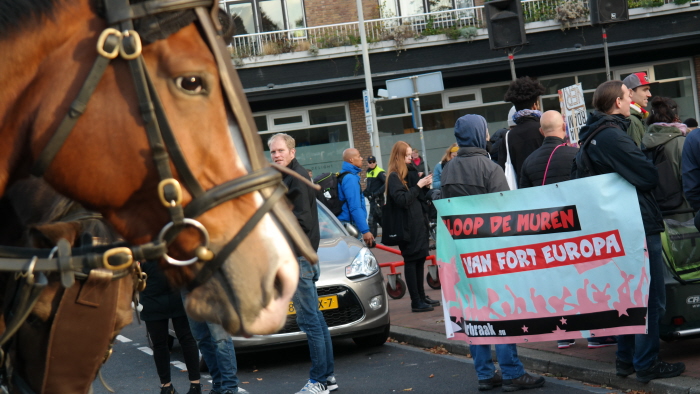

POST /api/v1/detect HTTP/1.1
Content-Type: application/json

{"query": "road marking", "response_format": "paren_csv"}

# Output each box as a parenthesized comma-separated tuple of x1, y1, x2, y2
(138, 347, 153, 356)
(171, 361, 187, 370)
(116, 335, 132, 343)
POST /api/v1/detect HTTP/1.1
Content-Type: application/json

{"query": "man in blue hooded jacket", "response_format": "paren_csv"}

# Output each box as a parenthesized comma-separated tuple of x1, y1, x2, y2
(337, 148, 375, 246)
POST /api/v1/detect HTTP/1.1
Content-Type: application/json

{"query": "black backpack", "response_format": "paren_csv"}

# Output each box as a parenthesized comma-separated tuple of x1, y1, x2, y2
(313, 172, 350, 216)
(643, 140, 684, 211)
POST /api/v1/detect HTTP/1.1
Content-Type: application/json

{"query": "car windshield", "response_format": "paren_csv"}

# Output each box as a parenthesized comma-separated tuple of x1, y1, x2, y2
(318, 204, 346, 239)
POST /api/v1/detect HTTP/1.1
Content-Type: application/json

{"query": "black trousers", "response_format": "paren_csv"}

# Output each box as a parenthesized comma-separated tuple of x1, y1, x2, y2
(368, 195, 384, 236)
(145, 315, 201, 384)
(403, 257, 426, 305)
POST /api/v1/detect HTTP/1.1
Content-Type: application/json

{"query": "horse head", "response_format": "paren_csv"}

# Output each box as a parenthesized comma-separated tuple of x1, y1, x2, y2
(0, 0, 314, 336)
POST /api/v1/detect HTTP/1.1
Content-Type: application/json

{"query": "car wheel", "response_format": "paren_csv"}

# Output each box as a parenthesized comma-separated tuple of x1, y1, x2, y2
(426, 271, 441, 290)
(386, 278, 406, 299)
(353, 324, 390, 347)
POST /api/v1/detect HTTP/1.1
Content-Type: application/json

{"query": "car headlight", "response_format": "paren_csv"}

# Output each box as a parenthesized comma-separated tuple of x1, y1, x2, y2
(345, 247, 379, 279)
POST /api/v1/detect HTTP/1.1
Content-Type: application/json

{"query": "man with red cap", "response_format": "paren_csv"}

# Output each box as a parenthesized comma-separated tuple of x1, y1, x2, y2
(622, 72, 653, 147)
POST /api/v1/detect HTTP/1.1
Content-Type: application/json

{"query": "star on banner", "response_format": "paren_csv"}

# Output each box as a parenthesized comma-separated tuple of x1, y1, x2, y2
(560, 317, 567, 325)
(552, 326, 566, 334)
(521, 325, 529, 333)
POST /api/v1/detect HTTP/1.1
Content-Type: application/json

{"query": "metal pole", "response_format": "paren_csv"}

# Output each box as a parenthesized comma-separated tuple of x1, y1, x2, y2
(356, 0, 383, 168)
(508, 50, 516, 81)
(411, 77, 429, 173)
(602, 26, 611, 81)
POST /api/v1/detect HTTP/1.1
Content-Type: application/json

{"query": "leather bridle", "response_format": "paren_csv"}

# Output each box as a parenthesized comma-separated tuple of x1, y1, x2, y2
(0, 0, 317, 391)
(0, 0, 317, 287)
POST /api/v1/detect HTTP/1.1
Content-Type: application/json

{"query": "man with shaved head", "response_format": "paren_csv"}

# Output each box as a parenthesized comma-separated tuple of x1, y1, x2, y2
(337, 148, 376, 246)
(517, 110, 579, 188)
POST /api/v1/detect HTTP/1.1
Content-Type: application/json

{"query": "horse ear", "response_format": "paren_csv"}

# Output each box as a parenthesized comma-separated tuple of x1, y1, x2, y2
(29, 222, 82, 248)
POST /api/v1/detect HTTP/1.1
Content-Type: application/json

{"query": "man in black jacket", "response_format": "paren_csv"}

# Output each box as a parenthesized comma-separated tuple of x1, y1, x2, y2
(519, 110, 578, 188)
(498, 77, 546, 180)
(571, 81, 685, 383)
(268, 133, 337, 394)
(363, 155, 385, 237)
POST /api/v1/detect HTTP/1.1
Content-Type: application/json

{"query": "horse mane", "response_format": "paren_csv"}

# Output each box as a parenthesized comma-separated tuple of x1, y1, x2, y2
(0, 0, 71, 36)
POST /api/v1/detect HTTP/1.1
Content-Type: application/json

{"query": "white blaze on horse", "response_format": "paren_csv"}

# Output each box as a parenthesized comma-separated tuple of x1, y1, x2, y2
(0, 0, 317, 392)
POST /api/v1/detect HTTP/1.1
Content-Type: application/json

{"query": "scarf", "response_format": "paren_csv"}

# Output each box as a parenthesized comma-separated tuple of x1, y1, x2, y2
(631, 102, 649, 119)
(513, 109, 543, 125)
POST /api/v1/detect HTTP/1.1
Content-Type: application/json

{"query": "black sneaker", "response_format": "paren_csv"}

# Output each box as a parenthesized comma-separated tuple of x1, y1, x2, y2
(502, 373, 545, 392)
(160, 386, 177, 394)
(615, 358, 635, 377)
(422, 296, 441, 306)
(478, 371, 502, 391)
(635, 359, 685, 383)
(411, 302, 434, 312)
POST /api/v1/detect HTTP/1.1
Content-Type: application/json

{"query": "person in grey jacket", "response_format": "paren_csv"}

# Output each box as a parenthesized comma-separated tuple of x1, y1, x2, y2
(441, 115, 510, 197)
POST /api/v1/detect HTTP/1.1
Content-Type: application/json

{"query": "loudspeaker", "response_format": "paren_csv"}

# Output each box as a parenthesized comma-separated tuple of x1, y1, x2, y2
(589, 0, 629, 24)
(485, 0, 527, 50)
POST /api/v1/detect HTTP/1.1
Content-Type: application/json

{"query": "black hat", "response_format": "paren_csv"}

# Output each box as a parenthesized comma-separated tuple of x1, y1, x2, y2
(367, 156, 377, 163)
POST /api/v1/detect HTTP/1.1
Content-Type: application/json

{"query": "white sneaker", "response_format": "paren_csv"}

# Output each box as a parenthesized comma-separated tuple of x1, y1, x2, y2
(326, 375, 338, 391)
(295, 380, 329, 394)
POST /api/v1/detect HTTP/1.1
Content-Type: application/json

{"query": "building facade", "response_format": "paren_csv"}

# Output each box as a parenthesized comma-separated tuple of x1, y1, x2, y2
(222, 0, 700, 176)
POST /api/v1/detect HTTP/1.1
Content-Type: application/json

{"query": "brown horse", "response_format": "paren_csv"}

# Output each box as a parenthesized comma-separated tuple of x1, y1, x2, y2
(0, 0, 314, 344)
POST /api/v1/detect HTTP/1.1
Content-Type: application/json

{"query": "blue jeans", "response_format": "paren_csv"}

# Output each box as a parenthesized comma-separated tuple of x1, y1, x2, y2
(470, 344, 525, 380)
(616, 234, 665, 371)
(188, 317, 240, 392)
(294, 257, 334, 384)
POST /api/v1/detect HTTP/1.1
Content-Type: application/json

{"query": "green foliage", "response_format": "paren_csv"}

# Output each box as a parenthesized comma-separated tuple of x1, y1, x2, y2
(627, 0, 664, 7)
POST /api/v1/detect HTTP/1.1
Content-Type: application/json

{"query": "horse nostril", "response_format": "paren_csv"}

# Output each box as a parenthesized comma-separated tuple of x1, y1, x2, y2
(273, 272, 284, 300)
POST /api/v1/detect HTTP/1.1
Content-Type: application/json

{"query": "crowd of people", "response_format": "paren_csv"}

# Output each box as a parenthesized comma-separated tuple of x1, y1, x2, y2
(344, 72, 697, 390)
(137, 72, 699, 393)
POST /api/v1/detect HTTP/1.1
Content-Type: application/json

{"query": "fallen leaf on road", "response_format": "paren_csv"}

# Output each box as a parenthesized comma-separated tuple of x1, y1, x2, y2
(429, 374, 434, 378)
(555, 377, 569, 380)
(257, 378, 263, 381)
(583, 383, 600, 387)
(387, 337, 399, 343)
(425, 345, 449, 355)
(402, 389, 413, 391)
(242, 382, 249, 384)
(253, 369, 258, 373)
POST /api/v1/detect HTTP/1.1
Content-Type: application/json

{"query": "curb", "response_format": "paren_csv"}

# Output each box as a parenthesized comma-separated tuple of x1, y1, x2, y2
(390, 325, 700, 394)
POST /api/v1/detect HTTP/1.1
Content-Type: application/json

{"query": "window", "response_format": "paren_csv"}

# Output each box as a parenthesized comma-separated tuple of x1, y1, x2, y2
(222, 0, 306, 35)
(257, 105, 352, 175)
(382, 0, 475, 17)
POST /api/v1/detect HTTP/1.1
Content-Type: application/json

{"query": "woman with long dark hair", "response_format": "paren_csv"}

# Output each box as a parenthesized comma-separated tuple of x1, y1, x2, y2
(385, 141, 438, 312)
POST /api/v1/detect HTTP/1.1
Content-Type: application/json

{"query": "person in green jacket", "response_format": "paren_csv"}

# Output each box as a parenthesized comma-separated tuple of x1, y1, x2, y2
(643, 96, 692, 222)
(623, 72, 653, 147)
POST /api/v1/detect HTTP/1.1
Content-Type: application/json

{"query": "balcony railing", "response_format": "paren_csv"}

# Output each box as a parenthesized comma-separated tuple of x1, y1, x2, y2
(229, 0, 691, 60)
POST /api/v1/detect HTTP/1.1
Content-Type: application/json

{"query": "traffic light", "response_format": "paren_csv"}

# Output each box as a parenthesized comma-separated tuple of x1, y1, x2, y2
(485, 0, 527, 50)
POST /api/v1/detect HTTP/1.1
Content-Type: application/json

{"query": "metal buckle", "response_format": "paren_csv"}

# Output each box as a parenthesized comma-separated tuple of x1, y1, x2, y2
(15, 256, 38, 285)
(102, 247, 134, 271)
(96, 28, 122, 59)
(119, 30, 142, 60)
(158, 178, 183, 208)
(157, 218, 212, 266)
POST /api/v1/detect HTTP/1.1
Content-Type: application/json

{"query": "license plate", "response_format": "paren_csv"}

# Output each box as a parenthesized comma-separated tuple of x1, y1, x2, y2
(288, 295, 339, 315)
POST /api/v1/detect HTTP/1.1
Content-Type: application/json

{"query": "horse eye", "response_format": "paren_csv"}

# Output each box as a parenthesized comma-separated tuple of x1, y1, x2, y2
(175, 76, 205, 94)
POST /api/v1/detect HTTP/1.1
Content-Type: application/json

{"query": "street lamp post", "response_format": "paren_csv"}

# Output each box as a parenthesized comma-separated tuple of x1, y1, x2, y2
(355, 0, 382, 168)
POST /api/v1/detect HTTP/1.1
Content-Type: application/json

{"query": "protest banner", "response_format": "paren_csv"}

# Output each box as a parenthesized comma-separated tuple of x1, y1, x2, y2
(558, 83, 587, 147)
(434, 174, 649, 345)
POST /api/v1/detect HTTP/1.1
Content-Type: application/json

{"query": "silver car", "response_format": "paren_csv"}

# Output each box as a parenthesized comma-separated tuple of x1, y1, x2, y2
(231, 202, 390, 351)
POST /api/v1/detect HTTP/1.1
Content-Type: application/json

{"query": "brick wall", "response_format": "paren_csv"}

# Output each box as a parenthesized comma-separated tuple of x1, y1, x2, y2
(349, 99, 373, 186)
(304, 0, 380, 27)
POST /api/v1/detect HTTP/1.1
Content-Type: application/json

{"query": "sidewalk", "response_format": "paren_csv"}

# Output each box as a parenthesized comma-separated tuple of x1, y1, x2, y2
(372, 246, 700, 394)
